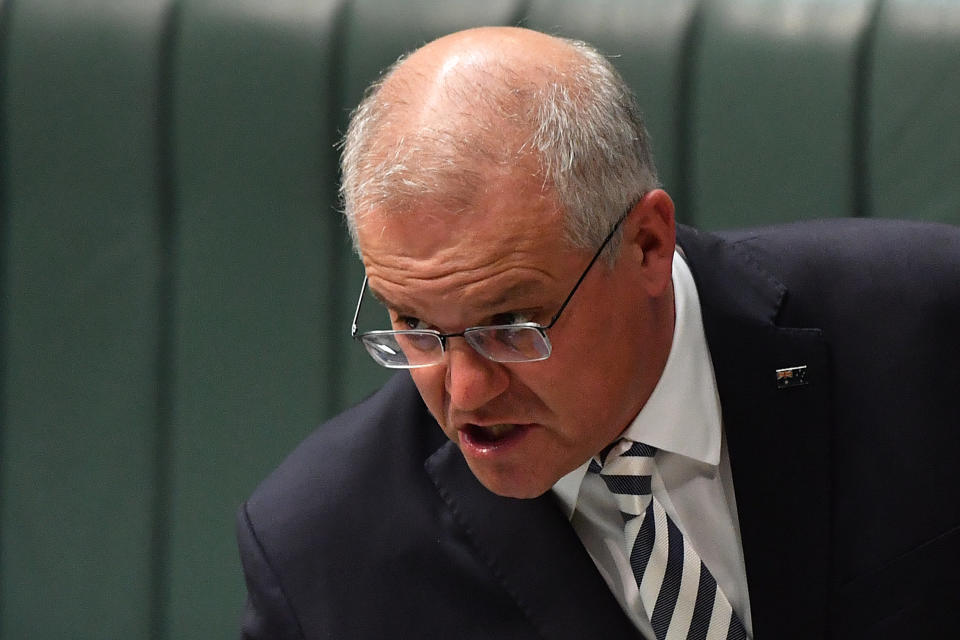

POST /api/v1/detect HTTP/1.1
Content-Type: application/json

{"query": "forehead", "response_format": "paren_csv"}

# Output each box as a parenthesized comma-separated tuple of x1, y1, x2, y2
(356, 176, 578, 316)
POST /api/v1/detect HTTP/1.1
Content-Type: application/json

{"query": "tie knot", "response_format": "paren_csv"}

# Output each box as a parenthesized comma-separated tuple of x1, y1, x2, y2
(591, 438, 657, 472)
(589, 439, 658, 499)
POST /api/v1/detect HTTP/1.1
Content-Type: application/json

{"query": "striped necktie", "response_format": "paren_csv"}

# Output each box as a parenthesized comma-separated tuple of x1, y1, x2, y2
(591, 439, 749, 640)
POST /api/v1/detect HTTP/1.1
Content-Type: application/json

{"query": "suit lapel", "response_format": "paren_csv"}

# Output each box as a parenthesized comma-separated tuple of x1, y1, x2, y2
(678, 226, 834, 638)
(425, 442, 639, 639)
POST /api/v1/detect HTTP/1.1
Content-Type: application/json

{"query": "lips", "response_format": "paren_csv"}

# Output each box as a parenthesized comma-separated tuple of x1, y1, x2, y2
(459, 423, 531, 451)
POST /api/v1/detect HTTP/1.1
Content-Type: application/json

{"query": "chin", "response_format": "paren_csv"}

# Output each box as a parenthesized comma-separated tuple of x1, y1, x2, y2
(472, 468, 554, 500)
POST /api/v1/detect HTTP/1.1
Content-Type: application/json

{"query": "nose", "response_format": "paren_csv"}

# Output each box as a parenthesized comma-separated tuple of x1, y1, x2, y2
(444, 339, 510, 412)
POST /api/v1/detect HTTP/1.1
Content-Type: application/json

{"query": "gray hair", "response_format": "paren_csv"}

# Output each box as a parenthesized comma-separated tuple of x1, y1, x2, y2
(339, 35, 659, 258)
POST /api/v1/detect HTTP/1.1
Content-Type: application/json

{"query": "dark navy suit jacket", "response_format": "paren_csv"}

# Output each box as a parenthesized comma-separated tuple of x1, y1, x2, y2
(238, 220, 960, 639)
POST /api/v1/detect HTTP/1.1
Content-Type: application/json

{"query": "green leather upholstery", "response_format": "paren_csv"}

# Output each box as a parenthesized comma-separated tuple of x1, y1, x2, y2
(1, 1, 167, 637)
(0, 1, 957, 638)
(166, 2, 344, 637)
(868, 0, 960, 222)
(689, 0, 877, 229)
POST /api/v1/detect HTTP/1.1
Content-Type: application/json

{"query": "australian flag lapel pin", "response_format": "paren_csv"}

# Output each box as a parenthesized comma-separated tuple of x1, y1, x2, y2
(776, 365, 809, 390)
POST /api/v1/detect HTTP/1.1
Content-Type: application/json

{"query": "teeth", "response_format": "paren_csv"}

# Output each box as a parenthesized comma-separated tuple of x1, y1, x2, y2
(486, 424, 515, 438)
(463, 423, 520, 444)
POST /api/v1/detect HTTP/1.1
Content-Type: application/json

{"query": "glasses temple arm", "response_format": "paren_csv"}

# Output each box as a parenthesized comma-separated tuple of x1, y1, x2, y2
(351, 275, 369, 337)
(544, 212, 627, 329)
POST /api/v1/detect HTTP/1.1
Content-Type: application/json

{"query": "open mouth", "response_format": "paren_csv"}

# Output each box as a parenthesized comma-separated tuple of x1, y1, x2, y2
(465, 423, 516, 443)
(460, 422, 533, 454)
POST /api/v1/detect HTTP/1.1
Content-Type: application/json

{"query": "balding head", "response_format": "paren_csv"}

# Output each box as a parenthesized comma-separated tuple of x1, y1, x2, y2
(340, 27, 659, 255)
(387, 26, 581, 98)
(385, 28, 585, 113)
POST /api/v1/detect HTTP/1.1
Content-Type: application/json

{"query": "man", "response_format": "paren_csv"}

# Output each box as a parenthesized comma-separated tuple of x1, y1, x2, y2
(237, 27, 960, 639)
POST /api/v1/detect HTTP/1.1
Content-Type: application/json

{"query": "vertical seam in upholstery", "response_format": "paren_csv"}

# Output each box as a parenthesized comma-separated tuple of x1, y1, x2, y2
(852, 0, 884, 219)
(0, 0, 12, 632)
(326, 0, 352, 416)
(674, 0, 706, 227)
(0, 0, 15, 630)
(509, 0, 535, 28)
(150, 1, 180, 638)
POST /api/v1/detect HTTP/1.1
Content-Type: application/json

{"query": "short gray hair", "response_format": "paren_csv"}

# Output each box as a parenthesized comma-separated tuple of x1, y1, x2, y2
(339, 35, 659, 257)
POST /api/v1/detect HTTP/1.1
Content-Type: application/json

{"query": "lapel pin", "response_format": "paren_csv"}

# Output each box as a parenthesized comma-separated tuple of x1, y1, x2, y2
(775, 365, 808, 390)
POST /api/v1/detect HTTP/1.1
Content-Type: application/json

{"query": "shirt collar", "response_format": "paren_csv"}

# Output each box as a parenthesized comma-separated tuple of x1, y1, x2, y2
(552, 249, 723, 519)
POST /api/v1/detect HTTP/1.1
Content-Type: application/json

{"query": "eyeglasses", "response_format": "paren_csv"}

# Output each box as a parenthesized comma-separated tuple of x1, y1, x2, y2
(350, 211, 629, 369)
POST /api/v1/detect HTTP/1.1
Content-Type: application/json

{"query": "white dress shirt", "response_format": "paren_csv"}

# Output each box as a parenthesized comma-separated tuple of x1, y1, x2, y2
(551, 250, 753, 638)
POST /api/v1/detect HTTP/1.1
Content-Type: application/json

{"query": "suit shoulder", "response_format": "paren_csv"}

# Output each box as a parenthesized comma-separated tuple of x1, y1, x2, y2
(236, 375, 485, 637)
(686, 219, 960, 298)
(714, 218, 960, 266)
(679, 219, 960, 334)
(243, 372, 446, 549)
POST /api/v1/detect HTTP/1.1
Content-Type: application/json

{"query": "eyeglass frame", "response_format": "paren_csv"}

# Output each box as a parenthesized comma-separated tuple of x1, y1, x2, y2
(350, 208, 631, 368)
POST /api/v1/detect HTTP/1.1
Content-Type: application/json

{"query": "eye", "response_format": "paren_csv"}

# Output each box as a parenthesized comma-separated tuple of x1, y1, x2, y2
(395, 315, 429, 331)
(490, 311, 534, 326)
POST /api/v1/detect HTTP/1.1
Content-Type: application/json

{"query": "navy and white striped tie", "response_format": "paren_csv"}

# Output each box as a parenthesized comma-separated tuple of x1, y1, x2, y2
(591, 439, 749, 640)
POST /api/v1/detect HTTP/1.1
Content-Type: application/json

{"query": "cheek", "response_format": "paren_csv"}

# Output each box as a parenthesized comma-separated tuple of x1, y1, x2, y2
(514, 351, 587, 422)
(409, 368, 448, 424)
(539, 316, 635, 419)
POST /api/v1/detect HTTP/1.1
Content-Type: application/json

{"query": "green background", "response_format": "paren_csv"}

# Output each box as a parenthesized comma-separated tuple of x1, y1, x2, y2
(0, 0, 957, 637)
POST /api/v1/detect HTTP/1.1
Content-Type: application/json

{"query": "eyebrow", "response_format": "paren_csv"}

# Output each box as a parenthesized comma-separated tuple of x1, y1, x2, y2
(477, 280, 545, 310)
(367, 287, 410, 314)
(368, 279, 546, 319)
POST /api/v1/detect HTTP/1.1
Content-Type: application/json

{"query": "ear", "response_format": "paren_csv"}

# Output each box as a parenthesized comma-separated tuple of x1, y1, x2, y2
(620, 189, 676, 297)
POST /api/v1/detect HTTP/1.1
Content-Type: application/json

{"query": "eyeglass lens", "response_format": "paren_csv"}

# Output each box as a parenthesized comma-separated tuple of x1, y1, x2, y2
(361, 325, 551, 368)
